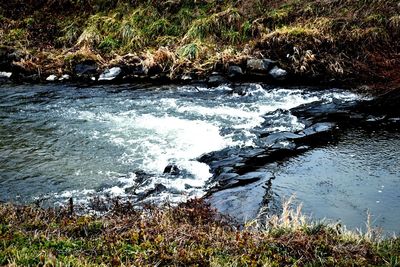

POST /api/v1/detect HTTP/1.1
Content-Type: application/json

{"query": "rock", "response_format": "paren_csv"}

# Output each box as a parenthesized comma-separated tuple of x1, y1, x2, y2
(74, 61, 97, 76)
(269, 66, 288, 80)
(215, 173, 239, 182)
(46, 74, 58, 81)
(296, 122, 336, 146)
(218, 172, 263, 190)
(181, 74, 193, 81)
(163, 164, 180, 175)
(208, 74, 228, 86)
(0, 72, 12, 78)
(246, 58, 275, 73)
(231, 86, 249, 96)
(301, 122, 335, 136)
(227, 65, 243, 78)
(259, 132, 304, 147)
(137, 183, 168, 200)
(59, 74, 70, 81)
(99, 67, 122, 81)
(0, 47, 18, 70)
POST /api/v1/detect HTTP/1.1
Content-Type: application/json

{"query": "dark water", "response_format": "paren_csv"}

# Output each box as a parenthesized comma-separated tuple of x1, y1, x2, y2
(0, 83, 398, 233)
(271, 129, 400, 234)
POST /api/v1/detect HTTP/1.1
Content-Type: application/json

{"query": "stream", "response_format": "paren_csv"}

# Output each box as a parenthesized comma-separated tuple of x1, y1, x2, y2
(0, 83, 399, 234)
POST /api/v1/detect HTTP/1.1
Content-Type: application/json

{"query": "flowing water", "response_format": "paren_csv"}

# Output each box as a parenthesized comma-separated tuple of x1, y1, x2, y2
(0, 83, 398, 233)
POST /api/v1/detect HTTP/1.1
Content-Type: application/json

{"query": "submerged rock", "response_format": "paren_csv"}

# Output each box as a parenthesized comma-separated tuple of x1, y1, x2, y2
(99, 67, 122, 81)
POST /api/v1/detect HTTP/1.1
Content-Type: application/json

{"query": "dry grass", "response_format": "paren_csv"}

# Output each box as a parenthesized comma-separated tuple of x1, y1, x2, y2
(0, 0, 399, 86)
(0, 197, 399, 266)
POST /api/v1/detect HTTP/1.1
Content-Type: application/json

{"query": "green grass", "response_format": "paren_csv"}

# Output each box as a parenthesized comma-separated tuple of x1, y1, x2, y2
(0, 198, 399, 266)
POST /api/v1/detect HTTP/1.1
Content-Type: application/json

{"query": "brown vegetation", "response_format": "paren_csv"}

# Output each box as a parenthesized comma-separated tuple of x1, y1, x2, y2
(1, 198, 399, 266)
(0, 0, 399, 88)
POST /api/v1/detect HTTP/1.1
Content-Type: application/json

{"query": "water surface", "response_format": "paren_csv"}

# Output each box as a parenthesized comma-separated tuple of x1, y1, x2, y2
(0, 83, 398, 233)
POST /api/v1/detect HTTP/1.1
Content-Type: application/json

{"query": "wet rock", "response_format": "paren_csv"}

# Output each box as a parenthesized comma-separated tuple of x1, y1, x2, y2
(301, 122, 335, 136)
(209, 156, 243, 171)
(99, 67, 122, 81)
(208, 74, 228, 86)
(215, 173, 239, 182)
(295, 122, 336, 146)
(291, 99, 356, 123)
(46, 74, 58, 81)
(217, 172, 265, 190)
(271, 141, 296, 150)
(227, 65, 243, 78)
(137, 183, 168, 200)
(269, 66, 287, 80)
(163, 164, 180, 175)
(231, 86, 250, 96)
(259, 132, 304, 147)
(75, 61, 97, 76)
(238, 148, 302, 175)
(246, 58, 275, 73)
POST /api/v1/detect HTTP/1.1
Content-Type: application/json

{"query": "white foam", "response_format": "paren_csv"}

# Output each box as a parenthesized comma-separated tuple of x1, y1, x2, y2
(50, 84, 363, 206)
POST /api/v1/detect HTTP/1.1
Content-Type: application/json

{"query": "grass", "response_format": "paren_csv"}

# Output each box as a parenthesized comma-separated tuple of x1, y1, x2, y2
(0, 197, 399, 266)
(0, 0, 399, 87)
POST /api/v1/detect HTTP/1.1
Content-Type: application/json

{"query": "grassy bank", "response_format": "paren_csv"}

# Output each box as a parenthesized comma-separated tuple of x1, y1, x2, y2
(1, 0, 399, 87)
(0, 198, 399, 266)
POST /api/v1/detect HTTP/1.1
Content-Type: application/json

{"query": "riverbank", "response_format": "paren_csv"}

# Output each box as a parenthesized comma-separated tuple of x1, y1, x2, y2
(1, 0, 399, 89)
(1, 198, 399, 266)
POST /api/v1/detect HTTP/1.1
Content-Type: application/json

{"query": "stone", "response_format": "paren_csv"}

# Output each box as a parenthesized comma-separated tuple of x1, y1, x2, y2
(246, 58, 275, 73)
(59, 74, 70, 80)
(260, 132, 304, 147)
(301, 122, 335, 136)
(181, 74, 192, 81)
(208, 74, 228, 86)
(163, 164, 180, 175)
(231, 86, 249, 96)
(0, 72, 12, 78)
(74, 61, 97, 76)
(46, 74, 58, 81)
(227, 65, 243, 78)
(137, 183, 168, 200)
(99, 67, 122, 81)
(269, 66, 288, 80)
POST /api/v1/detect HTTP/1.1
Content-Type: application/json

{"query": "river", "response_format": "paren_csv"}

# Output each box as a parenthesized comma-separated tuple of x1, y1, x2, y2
(0, 83, 398, 234)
